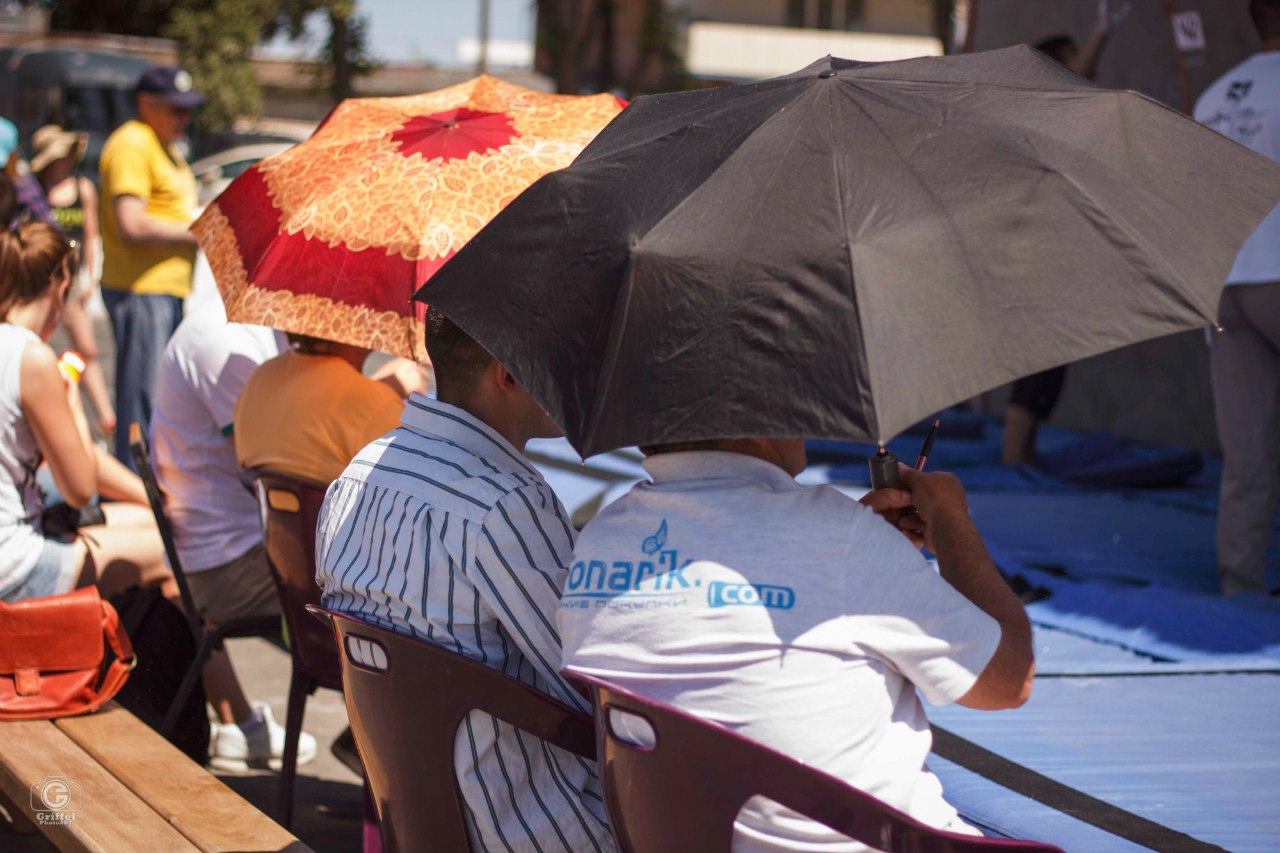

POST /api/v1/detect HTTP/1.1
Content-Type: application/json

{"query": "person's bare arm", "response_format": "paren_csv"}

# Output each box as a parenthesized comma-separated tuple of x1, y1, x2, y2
(1069, 0, 1132, 80)
(21, 342, 97, 507)
(79, 178, 99, 278)
(68, 179, 115, 433)
(113, 195, 199, 247)
(370, 356, 428, 399)
(94, 447, 148, 505)
(893, 465, 1035, 711)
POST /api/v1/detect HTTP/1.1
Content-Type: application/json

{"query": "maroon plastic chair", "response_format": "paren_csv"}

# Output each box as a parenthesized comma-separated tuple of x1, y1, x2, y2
(254, 470, 344, 829)
(314, 606, 597, 853)
(563, 668, 1064, 853)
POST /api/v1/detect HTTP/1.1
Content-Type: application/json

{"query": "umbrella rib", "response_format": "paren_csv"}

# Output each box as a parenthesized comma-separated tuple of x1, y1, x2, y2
(839, 81, 1213, 362)
(824, 81, 881, 443)
(580, 83, 817, 452)
(834, 81, 995, 404)
(844, 82, 1211, 319)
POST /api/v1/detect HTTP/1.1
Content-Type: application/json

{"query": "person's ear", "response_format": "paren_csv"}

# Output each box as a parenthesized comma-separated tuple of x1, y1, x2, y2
(488, 360, 519, 395)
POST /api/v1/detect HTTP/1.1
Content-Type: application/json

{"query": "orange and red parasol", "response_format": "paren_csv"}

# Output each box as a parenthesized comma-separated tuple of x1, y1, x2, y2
(192, 76, 625, 360)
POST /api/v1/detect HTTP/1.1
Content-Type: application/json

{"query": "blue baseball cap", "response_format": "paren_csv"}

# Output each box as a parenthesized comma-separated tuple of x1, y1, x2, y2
(135, 65, 205, 108)
(0, 118, 17, 163)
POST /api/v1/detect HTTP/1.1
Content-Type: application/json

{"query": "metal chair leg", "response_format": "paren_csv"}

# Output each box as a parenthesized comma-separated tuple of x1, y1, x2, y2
(277, 667, 312, 829)
(161, 634, 219, 737)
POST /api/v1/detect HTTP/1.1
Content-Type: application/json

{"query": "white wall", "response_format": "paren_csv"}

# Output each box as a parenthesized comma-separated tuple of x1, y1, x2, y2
(686, 21, 941, 79)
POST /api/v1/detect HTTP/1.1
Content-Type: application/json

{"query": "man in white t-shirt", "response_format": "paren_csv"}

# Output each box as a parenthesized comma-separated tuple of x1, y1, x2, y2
(151, 306, 316, 771)
(1193, 0, 1280, 595)
(559, 438, 1034, 853)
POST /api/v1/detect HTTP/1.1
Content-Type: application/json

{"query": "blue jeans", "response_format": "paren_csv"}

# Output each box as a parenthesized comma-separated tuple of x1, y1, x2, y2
(102, 289, 183, 471)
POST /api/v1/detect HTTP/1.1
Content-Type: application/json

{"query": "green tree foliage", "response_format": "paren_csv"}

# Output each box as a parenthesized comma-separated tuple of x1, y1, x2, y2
(262, 0, 379, 104)
(163, 0, 266, 130)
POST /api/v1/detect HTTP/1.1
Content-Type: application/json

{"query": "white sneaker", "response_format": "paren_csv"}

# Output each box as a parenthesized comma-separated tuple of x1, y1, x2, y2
(209, 701, 318, 772)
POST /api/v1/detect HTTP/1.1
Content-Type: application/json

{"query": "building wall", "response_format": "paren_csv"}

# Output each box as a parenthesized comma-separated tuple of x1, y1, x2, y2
(686, 0, 932, 35)
(864, 0, 932, 35)
(687, 0, 785, 27)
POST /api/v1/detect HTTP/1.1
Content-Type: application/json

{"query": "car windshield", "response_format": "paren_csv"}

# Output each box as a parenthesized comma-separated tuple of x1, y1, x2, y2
(63, 86, 135, 133)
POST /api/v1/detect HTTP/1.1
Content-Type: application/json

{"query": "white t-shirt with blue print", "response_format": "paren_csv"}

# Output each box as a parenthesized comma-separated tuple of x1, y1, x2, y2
(559, 450, 1001, 853)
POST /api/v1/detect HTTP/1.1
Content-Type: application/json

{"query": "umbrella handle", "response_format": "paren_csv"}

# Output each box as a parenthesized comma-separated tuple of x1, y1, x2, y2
(869, 448, 901, 490)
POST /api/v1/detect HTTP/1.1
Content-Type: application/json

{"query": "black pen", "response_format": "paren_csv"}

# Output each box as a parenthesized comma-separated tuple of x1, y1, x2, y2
(914, 419, 940, 471)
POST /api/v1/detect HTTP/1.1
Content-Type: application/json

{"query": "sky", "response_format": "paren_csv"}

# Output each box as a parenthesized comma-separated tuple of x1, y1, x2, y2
(263, 0, 537, 67)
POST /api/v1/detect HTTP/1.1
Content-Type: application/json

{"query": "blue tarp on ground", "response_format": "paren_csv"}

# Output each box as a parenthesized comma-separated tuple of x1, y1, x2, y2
(930, 672, 1280, 852)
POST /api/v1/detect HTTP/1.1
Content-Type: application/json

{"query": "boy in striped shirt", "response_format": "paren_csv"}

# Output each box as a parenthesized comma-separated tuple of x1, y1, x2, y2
(316, 307, 615, 853)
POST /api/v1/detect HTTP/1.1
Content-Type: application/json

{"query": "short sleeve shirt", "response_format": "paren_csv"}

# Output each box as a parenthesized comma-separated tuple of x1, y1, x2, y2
(152, 308, 283, 572)
(1194, 52, 1280, 285)
(98, 120, 197, 296)
(559, 451, 1001, 853)
(233, 351, 405, 485)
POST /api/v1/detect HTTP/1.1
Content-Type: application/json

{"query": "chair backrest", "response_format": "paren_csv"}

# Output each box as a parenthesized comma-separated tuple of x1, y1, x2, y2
(254, 471, 341, 690)
(127, 422, 204, 639)
(563, 669, 1064, 853)
(318, 607, 596, 853)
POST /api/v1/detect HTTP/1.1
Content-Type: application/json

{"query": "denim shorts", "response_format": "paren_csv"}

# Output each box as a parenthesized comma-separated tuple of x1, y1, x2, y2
(0, 539, 80, 602)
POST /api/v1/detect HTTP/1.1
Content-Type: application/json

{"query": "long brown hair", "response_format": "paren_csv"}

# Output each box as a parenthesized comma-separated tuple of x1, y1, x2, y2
(0, 222, 71, 318)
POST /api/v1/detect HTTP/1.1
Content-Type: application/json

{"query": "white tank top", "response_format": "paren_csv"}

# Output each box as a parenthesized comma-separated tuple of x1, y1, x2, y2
(0, 323, 48, 590)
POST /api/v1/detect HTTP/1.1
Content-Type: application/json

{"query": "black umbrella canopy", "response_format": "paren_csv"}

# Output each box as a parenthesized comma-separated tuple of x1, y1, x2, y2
(417, 48, 1280, 458)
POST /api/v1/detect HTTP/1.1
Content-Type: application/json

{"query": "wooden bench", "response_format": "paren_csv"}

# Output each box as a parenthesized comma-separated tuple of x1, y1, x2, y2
(0, 702, 313, 853)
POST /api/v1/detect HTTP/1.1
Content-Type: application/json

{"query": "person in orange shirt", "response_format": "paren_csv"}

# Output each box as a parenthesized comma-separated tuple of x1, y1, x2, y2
(234, 333, 426, 485)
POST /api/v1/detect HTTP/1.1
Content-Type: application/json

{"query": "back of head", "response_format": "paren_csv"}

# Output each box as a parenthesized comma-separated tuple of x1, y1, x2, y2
(1252, 0, 1280, 41)
(1034, 34, 1077, 65)
(286, 332, 334, 354)
(0, 222, 71, 317)
(424, 306, 495, 404)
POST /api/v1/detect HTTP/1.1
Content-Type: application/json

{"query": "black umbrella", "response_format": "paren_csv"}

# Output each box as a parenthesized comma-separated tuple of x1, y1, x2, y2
(417, 48, 1280, 458)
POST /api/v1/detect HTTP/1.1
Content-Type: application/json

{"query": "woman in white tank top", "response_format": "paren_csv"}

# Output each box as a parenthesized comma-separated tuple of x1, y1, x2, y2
(0, 219, 171, 602)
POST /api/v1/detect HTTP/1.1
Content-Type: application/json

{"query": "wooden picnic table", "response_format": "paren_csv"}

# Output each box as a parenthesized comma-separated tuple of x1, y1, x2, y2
(0, 701, 312, 853)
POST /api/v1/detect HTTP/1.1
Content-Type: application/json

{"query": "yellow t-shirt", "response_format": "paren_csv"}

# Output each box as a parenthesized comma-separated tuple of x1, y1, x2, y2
(233, 351, 405, 485)
(98, 120, 197, 297)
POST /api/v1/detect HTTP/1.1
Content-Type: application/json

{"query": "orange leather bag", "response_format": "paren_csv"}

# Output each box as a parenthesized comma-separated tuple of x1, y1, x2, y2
(0, 586, 135, 720)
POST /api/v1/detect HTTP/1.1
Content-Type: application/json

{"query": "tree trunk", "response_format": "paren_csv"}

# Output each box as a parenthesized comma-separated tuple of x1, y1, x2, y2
(932, 0, 956, 54)
(330, 9, 353, 101)
(596, 0, 614, 93)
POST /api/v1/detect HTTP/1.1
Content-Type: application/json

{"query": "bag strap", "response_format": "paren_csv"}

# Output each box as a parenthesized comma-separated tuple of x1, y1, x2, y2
(82, 598, 136, 715)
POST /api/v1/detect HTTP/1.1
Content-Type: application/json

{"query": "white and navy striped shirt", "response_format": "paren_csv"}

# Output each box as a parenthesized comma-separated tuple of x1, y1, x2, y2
(316, 395, 616, 853)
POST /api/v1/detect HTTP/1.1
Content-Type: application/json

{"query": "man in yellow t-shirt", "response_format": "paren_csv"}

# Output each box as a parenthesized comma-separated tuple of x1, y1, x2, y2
(98, 65, 202, 469)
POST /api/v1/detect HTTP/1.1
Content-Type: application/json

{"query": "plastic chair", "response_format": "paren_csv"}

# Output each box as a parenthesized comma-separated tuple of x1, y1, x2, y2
(127, 423, 283, 737)
(253, 470, 344, 829)
(562, 668, 1065, 853)
(315, 606, 597, 853)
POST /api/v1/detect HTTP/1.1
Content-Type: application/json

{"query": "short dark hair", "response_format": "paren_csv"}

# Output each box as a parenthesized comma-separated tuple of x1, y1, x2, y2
(1252, 0, 1280, 40)
(286, 332, 333, 354)
(639, 440, 722, 456)
(424, 306, 495, 403)
(1034, 35, 1077, 65)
